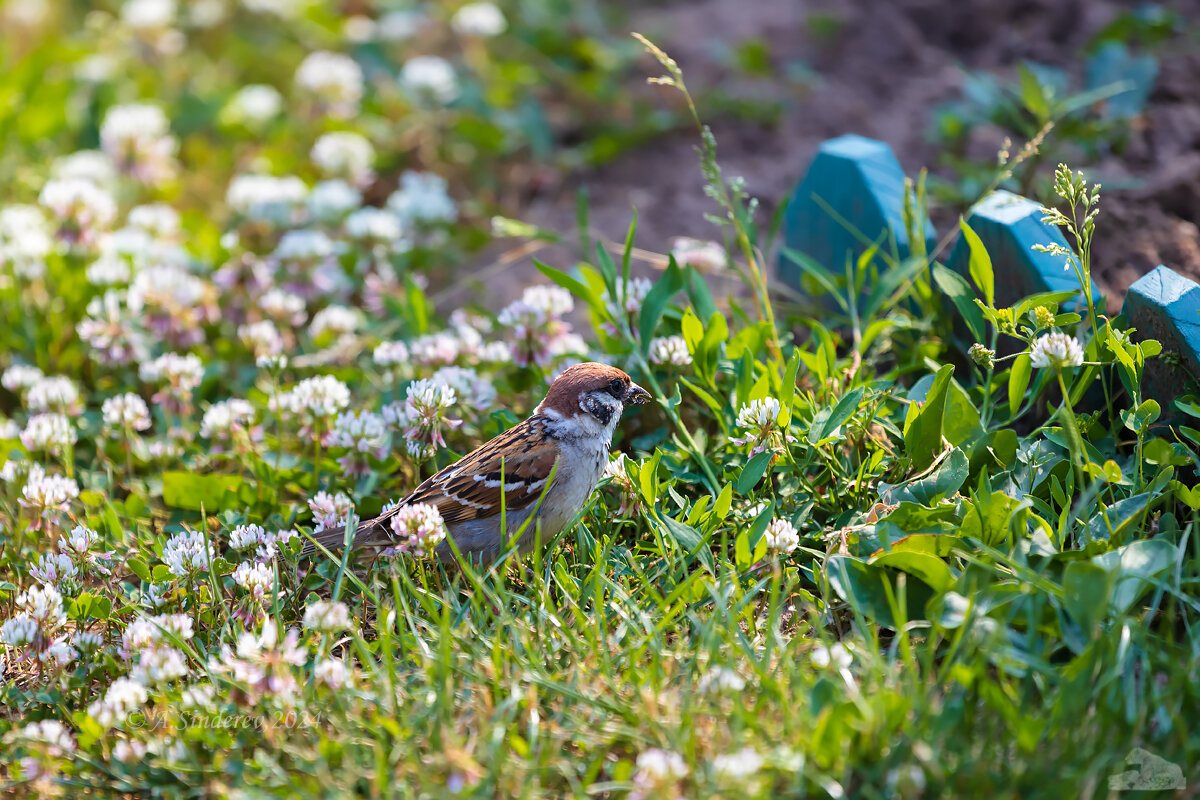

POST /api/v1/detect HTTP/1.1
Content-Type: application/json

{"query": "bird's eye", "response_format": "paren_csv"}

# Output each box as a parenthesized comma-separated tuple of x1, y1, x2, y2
(608, 378, 624, 396)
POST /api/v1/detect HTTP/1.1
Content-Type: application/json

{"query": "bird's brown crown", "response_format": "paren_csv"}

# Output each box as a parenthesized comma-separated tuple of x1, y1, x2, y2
(538, 362, 632, 417)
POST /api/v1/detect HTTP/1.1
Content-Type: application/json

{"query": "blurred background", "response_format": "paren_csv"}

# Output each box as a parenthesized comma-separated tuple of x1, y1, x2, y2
(1, 0, 1197, 313)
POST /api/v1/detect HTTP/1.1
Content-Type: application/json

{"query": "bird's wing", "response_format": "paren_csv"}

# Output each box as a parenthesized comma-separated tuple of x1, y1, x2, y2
(406, 416, 561, 523)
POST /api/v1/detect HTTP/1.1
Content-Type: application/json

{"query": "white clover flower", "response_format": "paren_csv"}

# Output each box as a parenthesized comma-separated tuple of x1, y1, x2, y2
(102, 393, 152, 432)
(86, 250, 133, 286)
(20, 412, 77, 455)
(387, 503, 447, 557)
(1, 614, 39, 646)
(295, 51, 363, 117)
(344, 207, 405, 246)
(311, 132, 375, 186)
(400, 56, 458, 105)
(161, 530, 214, 578)
(17, 719, 77, 757)
(307, 179, 362, 221)
(140, 352, 204, 401)
(271, 375, 352, 420)
(0, 205, 54, 279)
(377, 9, 423, 40)
(1029, 332, 1084, 370)
(18, 584, 67, 629)
(223, 84, 284, 127)
(2, 364, 44, 393)
(671, 237, 727, 271)
(26, 376, 81, 414)
(122, 613, 193, 654)
(387, 171, 457, 225)
(738, 398, 781, 429)
(229, 523, 267, 551)
(432, 366, 496, 410)
(88, 677, 149, 728)
(29, 552, 79, 585)
(330, 410, 387, 454)
(200, 398, 257, 440)
(39, 177, 117, 247)
(309, 490, 354, 530)
(506, 285, 574, 320)
(226, 174, 307, 223)
(19, 473, 79, 527)
(373, 340, 410, 368)
(274, 228, 335, 262)
(233, 561, 275, 600)
(497, 285, 578, 368)
(763, 518, 799, 554)
(0, 418, 17, 439)
(180, 682, 216, 709)
(649, 335, 692, 367)
(121, 0, 175, 29)
(810, 642, 853, 670)
(260, 287, 307, 324)
(309, 305, 359, 340)
(713, 747, 763, 779)
(698, 666, 746, 694)
(50, 150, 116, 187)
(128, 204, 180, 239)
(77, 289, 150, 366)
(73, 630, 104, 651)
(62, 524, 99, 556)
(601, 277, 652, 317)
(633, 748, 688, 787)
(132, 645, 189, 684)
(113, 740, 148, 763)
(398, 378, 461, 454)
(451, 2, 506, 35)
(100, 103, 177, 183)
(303, 599, 351, 633)
(238, 319, 283, 358)
(314, 658, 350, 689)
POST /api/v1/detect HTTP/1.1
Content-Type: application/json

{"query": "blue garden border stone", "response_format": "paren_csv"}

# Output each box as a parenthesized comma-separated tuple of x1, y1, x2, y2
(946, 190, 1103, 312)
(778, 134, 936, 293)
(1124, 265, 1200, 418)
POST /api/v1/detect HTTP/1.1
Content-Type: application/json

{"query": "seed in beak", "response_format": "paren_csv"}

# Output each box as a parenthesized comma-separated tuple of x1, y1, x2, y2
(624, 383, 652, 405)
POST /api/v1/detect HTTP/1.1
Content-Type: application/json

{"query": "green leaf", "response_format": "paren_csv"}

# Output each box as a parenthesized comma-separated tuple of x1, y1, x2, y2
(807, 387, 864, 446)
(904, 364, 954, 471)
(1008, 354, 1032, 416)
(868, 550, 955, 593)
(535, 260, 602, 314)
(826, 555, 936, 627)
(736, 451, 773, 495)
(961, 491, 1024, 547)
(654, 514, 714, 572)
(958, 219, 994, 308)
(1063, 562, 1114, 640)
(683, 265, 717, 323)
(128, 558, 151, 582)
(638, 261, 685, 347)
(162, 472, 245, 511)
(1083, 493, 1150, 544)
(931, 263, 985, 342)
(1092, 538, 1177, 615)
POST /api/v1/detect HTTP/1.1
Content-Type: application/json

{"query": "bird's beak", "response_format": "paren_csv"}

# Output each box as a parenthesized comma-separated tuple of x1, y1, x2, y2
(624, 383, 652, 406)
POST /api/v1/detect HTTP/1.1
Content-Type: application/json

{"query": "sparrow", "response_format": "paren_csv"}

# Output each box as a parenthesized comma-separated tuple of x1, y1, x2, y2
(303, 362, 651, 564)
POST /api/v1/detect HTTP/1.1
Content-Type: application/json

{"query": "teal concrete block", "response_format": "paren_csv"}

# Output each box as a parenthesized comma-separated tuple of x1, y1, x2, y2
(778, 134, 936, 292)
(947, 190, 1103, 311)
(1124, 265, 1200, 419)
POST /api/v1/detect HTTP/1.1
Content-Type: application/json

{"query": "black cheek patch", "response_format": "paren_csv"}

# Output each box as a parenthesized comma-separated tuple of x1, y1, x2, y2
(583, 395, 613, 426)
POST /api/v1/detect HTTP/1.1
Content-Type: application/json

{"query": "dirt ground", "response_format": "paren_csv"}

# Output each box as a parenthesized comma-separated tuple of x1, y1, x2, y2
(446, 0, 1200, 314)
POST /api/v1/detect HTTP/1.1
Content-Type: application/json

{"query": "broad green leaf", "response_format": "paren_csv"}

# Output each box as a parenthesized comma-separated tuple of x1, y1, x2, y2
(869, 550, 955, 593)
(736, 451, 773, 495)
(654, 514, 714, 572)
(961, 491, 1024, 547)
(931, 263, 985, 342)
(904, 364, 954, 471)
(162, 472, 245, 511)
(535, 260, 602, 314)
(826, 555, 936, 627)
(957, 218, 995, 308)
(1062, 562, 1114, 640)
(1092, 538, 1177, 615)
(807, 387, 864, 446)
(128, 558, 151, 582)
(637, 262, 685, 347)
(1008, 354, 1032, 416)
(1083, 492, 1150, 544)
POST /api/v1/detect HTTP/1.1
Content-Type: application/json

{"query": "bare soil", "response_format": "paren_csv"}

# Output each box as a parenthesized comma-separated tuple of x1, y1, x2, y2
(447, 0, 1200, 314)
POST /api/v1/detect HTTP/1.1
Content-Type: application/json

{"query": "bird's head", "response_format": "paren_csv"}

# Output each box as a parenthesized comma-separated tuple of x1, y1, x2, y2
(537, 362, 651, 435)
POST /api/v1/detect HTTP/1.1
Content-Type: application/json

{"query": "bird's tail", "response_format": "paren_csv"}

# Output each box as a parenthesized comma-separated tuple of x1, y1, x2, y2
(300, 515, 391, 557)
